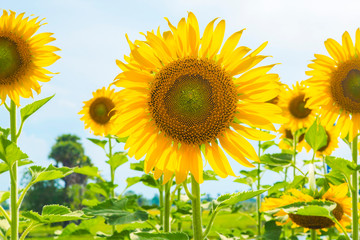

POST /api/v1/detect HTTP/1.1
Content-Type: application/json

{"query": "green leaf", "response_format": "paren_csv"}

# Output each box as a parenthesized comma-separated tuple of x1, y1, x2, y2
(106, 152, 128, 171)
(74, 166, 102, 179)
(0, 135, 28, 166)
(29, 165, 73, 183)
(305, 119, 328, 151)
(83, 199, 148, 225)
(22, 204, 87, 223)
(268, 181, 288, 195)
(87, 182, 117, 199)
(130, 161, 144, 172)
(20, 95, 54, 122)
(0, 159, 33, 174)
(203, 170, 218, 181)
(286, 175, 306, 190)
(263, 220, 282, 240)
(132, 232, 188, 240)
(125, 176, 141, 189)
(0, 191, 9, 203)
(279, 200, 336, 216)
(325, 156, 355, 181)
(140, 174, 158, 188)
(217, 189, 267, 210)
(0, 127, 10, 139)
(87, 138, 107, 150)
(260, 141, 276, 151)
(296, 205, 332, 218)
(115, 136, 129, 143)
(260, 153, 292, 167)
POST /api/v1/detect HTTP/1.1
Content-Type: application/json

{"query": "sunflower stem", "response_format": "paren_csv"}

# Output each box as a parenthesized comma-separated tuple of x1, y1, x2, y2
(164, 180, 172, 232)
(351, 136, 358, 240)
(108, 136, 116, 235)
(177, 187, 182, 231)
(10, 101, 19, 240)
(159, 177, 164, 226)
(310, 229, 317, 240)
(293, 131, 297, 179)
(191, 174, 202, 240)
(333, 216, 351, 240)
(256, 140, 261, 237)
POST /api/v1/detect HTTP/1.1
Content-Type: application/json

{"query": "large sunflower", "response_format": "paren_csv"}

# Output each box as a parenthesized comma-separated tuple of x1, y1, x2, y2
(278, 82, 316, 132)
(112, 12, 285, 184)
(0, 10, 60, 106)
(305, 30, 360, 141)
(261, 183, 351, 231)
(79, 87, 120, 136)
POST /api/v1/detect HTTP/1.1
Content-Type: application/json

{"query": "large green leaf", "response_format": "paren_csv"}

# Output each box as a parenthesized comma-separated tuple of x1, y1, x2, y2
(22, 204, 87, 223)
(74, 166, 103, 180)
(0, 135, 28, 166)
(29, 165, 73, 183)
(280, 200, 336, 215)
(203, 170, 218, 181)
(263, 220, 282, 240)
(106, 152, 128, 171)
(20, 95, 54, 122)
(87, 138, 107, 150)
(83, 199, 148, 225)
(0, 159, 33, 174)
(132, 232, 188, 240)
(260, 153, 292, 167)
(305, 119, 327, 151)
(260, 141, 277, 151)
(325, 156, 355, 181)
(0, 127, 10, 139)
(125, 176, 141, 189)
(87, 182, 117, 198)
(217, 189, 267, 210)
(130, 161, 144, 172)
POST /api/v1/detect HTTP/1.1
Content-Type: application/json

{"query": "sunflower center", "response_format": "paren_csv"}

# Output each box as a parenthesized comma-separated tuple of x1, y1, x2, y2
(0, 37, 22, 80)
(89, 97, 115, 124)
(149, 57, 237, 145)
(289, 94, 311, 119)
(331, 61, 360, 113)
(288, 202, 343, 229)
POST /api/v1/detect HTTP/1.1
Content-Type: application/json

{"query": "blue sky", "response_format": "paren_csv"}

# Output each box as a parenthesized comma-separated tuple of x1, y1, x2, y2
(0, 0, 358, 198)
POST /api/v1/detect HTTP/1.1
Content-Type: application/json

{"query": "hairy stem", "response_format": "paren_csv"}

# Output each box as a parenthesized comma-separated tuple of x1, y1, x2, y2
(351, 136, 358, 240)
(164, 180, 172, 232)
(177, 187, 182, 231)
(191, 175, 202, 240)
(159, 177, 164, 226)
(256, 140, 261, 237)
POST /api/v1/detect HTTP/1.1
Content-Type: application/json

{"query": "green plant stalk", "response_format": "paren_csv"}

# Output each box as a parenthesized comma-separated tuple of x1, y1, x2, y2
(0, 205, 11, 224)
(203, 209, 218, 239)
(10, 101, 19, 240)
(333, 216, 351, 240)
(146, 220, 160, 233)
(177, 187, 182, 231)
(191, 174, 202, 240)
(310, 229, 317, 240)
(108, 136, 115, 199)
(256, 141, 261, 237)
(19, 223, 42, 240)
(159, 177, 164, 226)
(293, 132, 297, 179)
(164, 180, 172, 232)
(351, 136, 358, 240)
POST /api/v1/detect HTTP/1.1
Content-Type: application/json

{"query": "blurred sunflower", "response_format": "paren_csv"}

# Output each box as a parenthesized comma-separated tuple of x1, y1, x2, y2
(0, 10, 60, 106)
(278, 125, 310, 152)
(261, 183, 351, 231)
(112, 12, 285, 184)
(278, 82, 316, 132)
(315, 125, 339, 157)
(305, 30, 360, 141)
(79, 87, 120, 136)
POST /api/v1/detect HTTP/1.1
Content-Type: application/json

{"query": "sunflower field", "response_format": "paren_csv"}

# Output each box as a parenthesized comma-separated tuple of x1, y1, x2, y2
(1, 1, 360, 239)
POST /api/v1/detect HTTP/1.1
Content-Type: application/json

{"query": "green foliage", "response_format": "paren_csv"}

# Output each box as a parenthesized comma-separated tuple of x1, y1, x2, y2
(20, 95, 54, 123)
(87, 182, 117, 199)
(83, 199, 148, 225)
(279, 200, 336, 215)
(130, 161, 145, 172)
(305, 119, 328, 151)
(325, 156, 356, 182)
(133, 232, 189, 240)
(74, 166, 103, 180)
(22, 205, 87, 223)
(216, 189, 267, 211)
(87, 138, 107, 150)
(106, 152, 128, 171)
(203, 170, 218, 181)
(260, 141, 276, 151)
(0, 192, 9, 204)
(263, 220, 282, 240)
(0, 127, 10, 139)
(260, 153, 292, 167)
(0, 135, 28, 166)
(29, 165, 73, 183)
(0, 159, 32, 174)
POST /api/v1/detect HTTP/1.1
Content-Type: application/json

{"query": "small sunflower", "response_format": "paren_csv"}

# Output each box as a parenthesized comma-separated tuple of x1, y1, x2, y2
(278, 125, 311, 152)
(315, 125, 339, 157)
(79, 87, 120, 136)
(305, 30, 360, 141)
(112, 12, 285, 184)
(261, 183, 351, 231)
(0, 10, 60, 106)
(278, 82, 316, 132)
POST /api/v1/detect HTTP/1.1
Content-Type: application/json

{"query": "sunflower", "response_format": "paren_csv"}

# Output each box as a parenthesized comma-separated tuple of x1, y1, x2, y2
(79, 87, 120, 136)
(278, 82, 316, 132)
(315, 125, 339, 157)
(305, 30, 360, 141)
(278, 125, 311, 152)
(112, 12, 285, 184)
(261, 183, 351, 231)
(0, 10, 60, 106)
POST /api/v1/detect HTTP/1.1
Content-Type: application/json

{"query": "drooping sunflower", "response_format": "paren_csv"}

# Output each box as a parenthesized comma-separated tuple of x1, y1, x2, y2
(278, 125, 311, 152)
(315, 125, 339, 157)
(305, 30, 360, 141)
(278, 82, 316, 132)
(79, 87, 120, 136)
(112, 12, 285, 184)
(261, 183, 351, 231)
(0, 10, 60, 106)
